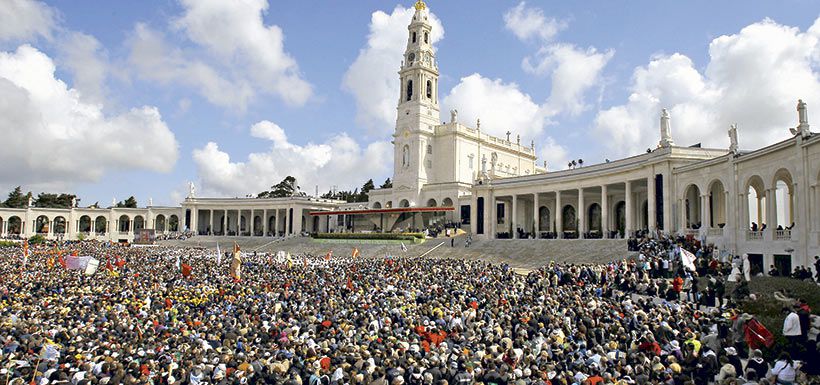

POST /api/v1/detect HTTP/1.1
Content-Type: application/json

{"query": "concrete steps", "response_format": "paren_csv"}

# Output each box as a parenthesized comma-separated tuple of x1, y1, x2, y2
(423, 238, 631, 270)
(159, 235, 631, 270)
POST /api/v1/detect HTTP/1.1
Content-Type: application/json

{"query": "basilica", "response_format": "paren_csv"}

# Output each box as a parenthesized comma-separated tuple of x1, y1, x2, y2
(1, 0, 819, 272)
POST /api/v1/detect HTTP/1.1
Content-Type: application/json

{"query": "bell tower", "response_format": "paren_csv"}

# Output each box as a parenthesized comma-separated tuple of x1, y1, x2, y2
(393, 0, 441, 196)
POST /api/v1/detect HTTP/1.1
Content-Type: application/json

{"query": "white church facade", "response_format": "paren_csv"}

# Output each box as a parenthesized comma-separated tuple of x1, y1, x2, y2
(0, 0, 818, 272)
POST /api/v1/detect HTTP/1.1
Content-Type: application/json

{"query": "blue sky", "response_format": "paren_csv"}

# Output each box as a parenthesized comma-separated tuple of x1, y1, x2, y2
(0, 0, 818, 207)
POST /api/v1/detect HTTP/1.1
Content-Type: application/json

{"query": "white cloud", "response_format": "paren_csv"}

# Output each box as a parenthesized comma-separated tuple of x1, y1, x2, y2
(127, 23, 254, 111)
(127, 0, 311, 111)
(503, 2, 566, 43)
(594, 17, 820, 157)
(193, 121, 392, 197)
(503, 2, 613, 119)
(443, 73, 546, 140)
(524, 43, 614, 116)
(173, 0, 311, 106)
(0, 45, 179, 190)
(342, 5, 444, 135)
(539, 137, 569, 171)
(0, 0, 55, 42)
(57, 32, 109, 103)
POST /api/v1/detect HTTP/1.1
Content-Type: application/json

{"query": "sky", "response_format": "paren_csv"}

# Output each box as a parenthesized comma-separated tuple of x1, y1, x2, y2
(0, 0, 819, 207)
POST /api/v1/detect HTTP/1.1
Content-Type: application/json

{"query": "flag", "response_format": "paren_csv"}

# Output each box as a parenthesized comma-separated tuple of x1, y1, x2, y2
(325, 250, 332, 261)
(286, 253, 293, 270)
(400, 242, 407, 252)
(351, 248, 360, 259)
(679, 246, 697, 271)
(106, 258, 114, 272)
(216, 242, 221, 266)
(346, 276, 353, 290)
(58, 253, 66, 269)
(84, 258, 100, 276)
(40, 339, 61, 360)
(230, 242, 242, 280)
(181, 263, 193, 278)
(47, 257, 55, 269)
(114, 255, 126, 268)
(175, 255, 181, 271)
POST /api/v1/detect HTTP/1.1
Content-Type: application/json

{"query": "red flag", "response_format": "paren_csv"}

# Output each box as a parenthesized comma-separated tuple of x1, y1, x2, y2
(114, 255, 126, 268)
(181, 263, 193, 278)
(346, 276, 353, 290)
(325, 250, 332, 261)
(58, 254, 66, 269)
(106, 258, 114, 272)
(351, 248, 360, 258)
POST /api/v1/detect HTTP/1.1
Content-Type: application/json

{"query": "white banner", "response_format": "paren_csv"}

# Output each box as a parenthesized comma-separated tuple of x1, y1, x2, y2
(84, 258, 100, 276)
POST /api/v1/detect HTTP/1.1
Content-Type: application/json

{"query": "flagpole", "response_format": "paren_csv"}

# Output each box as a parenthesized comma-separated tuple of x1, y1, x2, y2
(30, 354, 42, 385)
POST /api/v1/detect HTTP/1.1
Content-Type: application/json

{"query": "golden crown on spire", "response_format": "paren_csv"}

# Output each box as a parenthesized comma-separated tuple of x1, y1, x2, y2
(414, 0, 426, 11)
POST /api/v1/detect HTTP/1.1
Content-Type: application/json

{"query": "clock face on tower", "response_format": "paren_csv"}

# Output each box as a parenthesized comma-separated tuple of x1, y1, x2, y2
(403, 130, 410, 138)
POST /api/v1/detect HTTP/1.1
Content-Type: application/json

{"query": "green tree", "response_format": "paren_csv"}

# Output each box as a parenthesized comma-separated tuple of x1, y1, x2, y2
(3, 186, 31, 208)
(380, 178, 393, 189)
(116, 196, 138, 208)
(33, 193, 76, 208)
(258, 176, 300, 198)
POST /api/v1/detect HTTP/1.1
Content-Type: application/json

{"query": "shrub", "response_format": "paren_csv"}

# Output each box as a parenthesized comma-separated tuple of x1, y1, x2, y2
(730, 277, 820, 339)
(0, 240, 19, 247)
(28, 234, 46, 245)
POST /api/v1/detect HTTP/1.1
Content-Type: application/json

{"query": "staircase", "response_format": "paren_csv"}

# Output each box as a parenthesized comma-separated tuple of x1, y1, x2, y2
(422, 237, 632, 270)
(159, 235, 631, 270)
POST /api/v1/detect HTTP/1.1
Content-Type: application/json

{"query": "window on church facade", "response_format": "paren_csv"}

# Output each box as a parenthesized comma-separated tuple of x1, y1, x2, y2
(426, 144, 432, 154)
(406, 80, 413, 101)
(412, 32, 416, 43)
(426, 80, 432, 99)
(424, 32, 428, 44)
(468, 154, 474, 169)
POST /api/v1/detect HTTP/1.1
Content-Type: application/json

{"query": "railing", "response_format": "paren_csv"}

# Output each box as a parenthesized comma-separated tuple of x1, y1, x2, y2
(707, 228, 723, 237)
(746, 230, 763, 241)
(118, 231, 129, 235)
(775, 229, 791, 240)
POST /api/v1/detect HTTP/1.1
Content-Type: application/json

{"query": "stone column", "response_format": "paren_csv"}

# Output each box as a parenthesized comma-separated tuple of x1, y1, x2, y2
(284, 208, 290, 235)
(647, 176, 656, 232)
(209, 210, 214, 235)
(191, 209, 198, 235)
(625, 181, 633, 236)
(470, 193, 478, 235)
(511, 195, 518, 238)
(533, 193, 539, 238)
(701, 195, 711, 235)
(765, 188, 775, 238)
(488, 193, 497, 239)
(601, 185, 609, 238)
(236, 210, 241, 236)
(556, 191, 563, 239)
(222, 210, 227, 236)
(812, 186, 818, 231)
(274, 209, 280, 236)
(294, 208, 303, 235)
(578, 188, 585, 239)
(250, 209, 255, 236)
(662, 172, 672, 232)
(263, 209, 268, 236)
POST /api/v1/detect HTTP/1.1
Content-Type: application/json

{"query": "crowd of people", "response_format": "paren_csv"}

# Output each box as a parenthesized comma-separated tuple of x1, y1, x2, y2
(0, 239, 817, 385)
